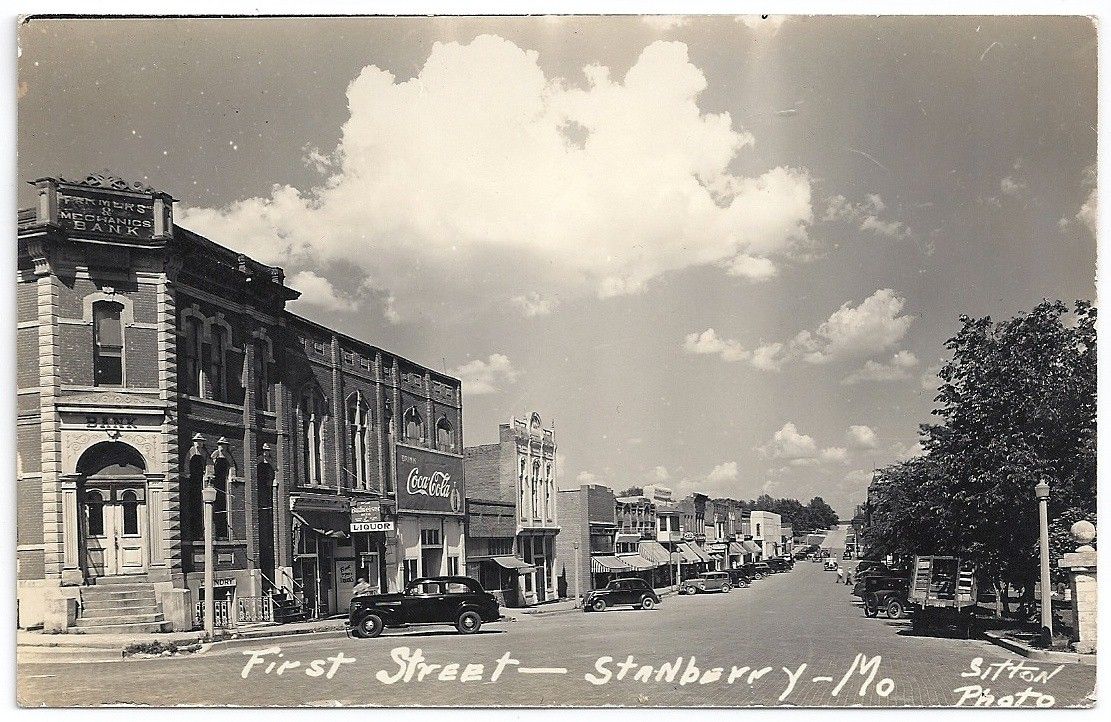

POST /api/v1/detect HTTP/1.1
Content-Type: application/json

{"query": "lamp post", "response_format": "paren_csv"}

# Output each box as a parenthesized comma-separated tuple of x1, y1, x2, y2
(202, 481, 217, 639)
(572, 540, 581, 608)
(1034, 479, 1052, 645)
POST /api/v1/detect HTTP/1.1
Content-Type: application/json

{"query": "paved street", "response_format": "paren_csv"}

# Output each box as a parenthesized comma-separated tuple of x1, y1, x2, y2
(18, 555, 1095, 708)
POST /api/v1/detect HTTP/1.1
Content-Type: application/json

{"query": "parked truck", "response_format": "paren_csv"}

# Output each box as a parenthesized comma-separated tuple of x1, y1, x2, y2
(906, 555, 979, 638)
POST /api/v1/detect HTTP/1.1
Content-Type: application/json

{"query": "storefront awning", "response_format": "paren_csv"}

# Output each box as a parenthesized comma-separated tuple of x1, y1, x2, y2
(591, 555, 633, 573)
(291, 510, 348, 539)
(675, 543, 702, 564)
(729, 542, 746, 556)
(742, 541, 762, 554)
(688, 543, 714, 562)
(615, 533, 641, 545)
(618, 554, 657, 570)
(490, 555, 535, 572)
(638, 540, 672, 565)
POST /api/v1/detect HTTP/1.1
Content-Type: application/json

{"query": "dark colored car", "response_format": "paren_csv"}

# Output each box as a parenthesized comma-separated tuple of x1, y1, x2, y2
(853, 574, 911, 618)
(349, 576, 502, 638)
(584, 577, 661, 612)
(682, 571, 733, 595)
(725, 568, 752, 587)
(767, 556, 793, 572)
(751, 561, 771, 578)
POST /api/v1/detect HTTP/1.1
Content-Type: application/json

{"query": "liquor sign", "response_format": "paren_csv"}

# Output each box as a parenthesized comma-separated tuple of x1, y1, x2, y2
(56, 186, 155, 240)
(395, 445, 464, 515)
(350, 521, 395, 533)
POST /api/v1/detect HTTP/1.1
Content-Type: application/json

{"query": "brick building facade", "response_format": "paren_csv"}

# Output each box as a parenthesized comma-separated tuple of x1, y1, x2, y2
(16, 174, 464, 632)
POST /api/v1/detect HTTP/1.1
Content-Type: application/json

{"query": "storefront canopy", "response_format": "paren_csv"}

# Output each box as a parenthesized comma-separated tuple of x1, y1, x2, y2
(591, 556, 633, 573)
(638, 540, 672, 565)
(490, 556, 535, 573)
(688, 543, 714, 562)
(618, 554, 657, 570)
(291, 510, 348, 539)
(729, 542, 746, 556)
(742, 541, 762, 555)
(675, 543, 702, 564)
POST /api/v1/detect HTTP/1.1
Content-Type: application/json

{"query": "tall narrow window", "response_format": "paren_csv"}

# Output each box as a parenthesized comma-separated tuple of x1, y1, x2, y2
(213, 458, 230, 540)
(86, 490, 105, 537)
(209, 325, 228, 401)
(531, 461, 540, 519)
(256, 344, 271, 411)
(187, 455, 205, 540)
(182, 317, 203, 396)
(519, 458, 528, 520)
(403, 407, 424, 443)
(383, 401, 393, 492)
(436, 417, 454, 452)
(348, 392, 371, 489)
(121, 490, 140, 536)
(92, 301, 124, 386)
(300, 390, 326, 485)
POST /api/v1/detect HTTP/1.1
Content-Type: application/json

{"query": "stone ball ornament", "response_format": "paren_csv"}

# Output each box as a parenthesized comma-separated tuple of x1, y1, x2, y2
(1070, 520, 1096, 551)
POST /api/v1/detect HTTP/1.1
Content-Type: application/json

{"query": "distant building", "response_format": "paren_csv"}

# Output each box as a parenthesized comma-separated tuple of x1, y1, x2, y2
(750, 510, 782, 558)
(554, 484, 617, 598)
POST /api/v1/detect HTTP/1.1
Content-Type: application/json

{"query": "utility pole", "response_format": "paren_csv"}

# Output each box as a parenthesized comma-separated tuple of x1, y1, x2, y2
(202, 480, 217, 639)
(572, 540, 581, 607)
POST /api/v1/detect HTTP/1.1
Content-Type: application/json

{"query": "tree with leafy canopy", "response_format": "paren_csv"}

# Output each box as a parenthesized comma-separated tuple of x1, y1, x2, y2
(866, 300, 1096, 614)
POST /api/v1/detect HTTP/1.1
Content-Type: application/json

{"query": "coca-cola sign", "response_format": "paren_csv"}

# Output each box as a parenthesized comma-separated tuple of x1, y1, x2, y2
(395, 445, 464, 515)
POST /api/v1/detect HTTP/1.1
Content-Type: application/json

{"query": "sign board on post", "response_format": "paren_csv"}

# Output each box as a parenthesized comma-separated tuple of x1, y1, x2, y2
(395, 445, 464, 515)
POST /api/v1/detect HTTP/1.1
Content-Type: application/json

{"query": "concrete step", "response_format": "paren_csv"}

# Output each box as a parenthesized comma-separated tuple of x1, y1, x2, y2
(68, 620, 172, 635)
(81, 604, 161, 619)
(89, 576, 154, 586)
(75, 612, 166, 626)
(81, 589, 157, 603)
(80, 597, 159, 612)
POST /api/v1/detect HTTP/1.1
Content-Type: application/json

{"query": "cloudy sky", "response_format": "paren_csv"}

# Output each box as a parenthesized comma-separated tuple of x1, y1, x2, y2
(18, 15, 1097, 516)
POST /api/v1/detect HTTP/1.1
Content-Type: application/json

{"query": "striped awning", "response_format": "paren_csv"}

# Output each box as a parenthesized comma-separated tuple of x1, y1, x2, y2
(638, 540, 672, 565)
(729, 542, 746, 556)
(490, 556, 535, 572)
(618, 554, 657, 570)
(688, 543, 714, 562)
(591, 555, 633, 573)
(742, 541, 762, 554)
(675, 543, 702, 563)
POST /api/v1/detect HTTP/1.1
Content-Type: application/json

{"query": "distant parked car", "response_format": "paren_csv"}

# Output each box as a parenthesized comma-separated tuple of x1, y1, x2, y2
(751, 562, 772, 578)
(766, 557, 791, 573)
(682, 571, 733, 594)
(725, 568, 751, 587)
(584, 577, 661, 612)
(843, 549, 854, 560)
(349, 576, 502, 638)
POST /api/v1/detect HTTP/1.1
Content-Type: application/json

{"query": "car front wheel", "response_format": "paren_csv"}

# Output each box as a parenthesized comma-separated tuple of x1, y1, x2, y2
(591, 598, 607, 612)
(354, 613, 384, 639)
(886, 599, 905, 619)
(640, 596, 655, 610)
(456, 610, 482, 634)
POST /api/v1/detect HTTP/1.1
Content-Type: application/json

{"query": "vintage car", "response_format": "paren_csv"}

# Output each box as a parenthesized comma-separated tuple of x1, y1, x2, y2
(584, 577, 661, 612)
(842, 549, 854, 560)
(751, 561, 772, 578)
(853, 573, 911, 618)
(348, 576, 502, 638)
(767, 556, 794, 572)
(725, 567, 752, 587)
(682, 571, 733, 594)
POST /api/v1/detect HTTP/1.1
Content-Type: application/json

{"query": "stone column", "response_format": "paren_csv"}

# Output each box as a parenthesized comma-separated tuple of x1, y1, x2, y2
(1058, 520, 1097, 654)
(59, 474, 82, 585)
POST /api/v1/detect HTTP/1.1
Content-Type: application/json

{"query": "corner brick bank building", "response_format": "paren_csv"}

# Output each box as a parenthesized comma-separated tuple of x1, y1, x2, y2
(16, 175, 465, 633)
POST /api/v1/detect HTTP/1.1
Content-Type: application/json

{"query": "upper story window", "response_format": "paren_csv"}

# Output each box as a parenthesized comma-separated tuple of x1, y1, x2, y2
(256, 346, 272, 411)
(347, 392, 372, 489)
(531, 460, 540, 518)
(403, 407, 424, 443)
(209, 325, 229, 401)
(182, 316, 203, 396)
(92, 301, 124, 386)
(435, 417, 454, 452)
(300, 388, 327, 485)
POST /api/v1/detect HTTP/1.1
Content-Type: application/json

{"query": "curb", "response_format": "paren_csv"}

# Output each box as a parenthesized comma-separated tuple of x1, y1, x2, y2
(518, 590, 681, 618)
(982, 630, 1097, 666)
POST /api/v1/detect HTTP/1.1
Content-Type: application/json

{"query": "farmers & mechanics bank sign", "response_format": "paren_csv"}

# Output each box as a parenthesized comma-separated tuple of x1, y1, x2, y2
(395, 445, 464, 515)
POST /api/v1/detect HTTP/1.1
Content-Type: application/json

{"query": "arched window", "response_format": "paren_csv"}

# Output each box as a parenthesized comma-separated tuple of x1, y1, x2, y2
(92, 300, 124, 386)
(403, 407, 424, 443)
(182, 316, 203, 396)
(209, 325, 228, 401)
(256, 340, 272, 411)
(347, 392, 372, 489)
(300, 389, 327, 485)
(121, 490, 140, 536)
(519, 458, 528, 520)
(382, 400, 393, 492)
(86, 490, 105, 537)
(213, 457, 230, 539)
(436, 417, 454, 452)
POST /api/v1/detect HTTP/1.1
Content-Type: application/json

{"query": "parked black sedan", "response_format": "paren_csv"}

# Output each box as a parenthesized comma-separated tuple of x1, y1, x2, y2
(349, 576, 502, 638)
(583, 577, 661, 612)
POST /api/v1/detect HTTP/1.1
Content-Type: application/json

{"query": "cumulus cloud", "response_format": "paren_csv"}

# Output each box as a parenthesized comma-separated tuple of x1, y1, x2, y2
(1076, 188, 1097, 237)
(449, 353, 519, 395)
(576, 470, 598, 484)
(510, 292, 557, 317)
(842, 349, 920, 385)
(759, 422, 818, 460)
(847, 425, 878, 449)
(707, 461, 739, 483)
(684, 289, 914, 373)
(820, 447, 849, 464)
(180, 36, 813, 321)
(724, 253, 778, 281)
(682, 328, 750, 362)
(822, 193, 911, 240)
(287, 271, 360, 313)
(653, 465, 670, 481)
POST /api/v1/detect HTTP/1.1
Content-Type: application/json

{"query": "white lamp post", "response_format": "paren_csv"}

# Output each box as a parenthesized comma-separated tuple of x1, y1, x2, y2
(572, 540, 581, 607)
(202, 482, 217, 639)
(1034, 479, 1052, 644)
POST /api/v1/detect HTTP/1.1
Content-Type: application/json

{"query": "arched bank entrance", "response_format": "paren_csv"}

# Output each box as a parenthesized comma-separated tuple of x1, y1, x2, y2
(77, 441, 149, 578)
